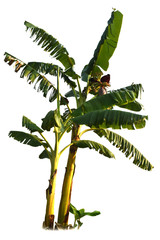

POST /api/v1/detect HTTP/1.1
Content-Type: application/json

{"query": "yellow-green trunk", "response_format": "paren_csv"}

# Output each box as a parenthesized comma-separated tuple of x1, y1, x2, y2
(43, 130, 59, 230)
(43, 169, 57, 229)
(57, 124, 81, 227)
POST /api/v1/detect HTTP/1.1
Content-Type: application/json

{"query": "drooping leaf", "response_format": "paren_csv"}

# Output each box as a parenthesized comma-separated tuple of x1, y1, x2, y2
(65, 89, 80, 98)
(73, 140, 115, 158)
(41, 110, 55, 131)
(22, 116, 43, 133)
(72, 109, 148, 130)
(39, 149, 52, 159)
(70, 203, 100, 229)
(24, 21, 79, 79)
(8, 131, 46, 147)
(125, 83, 144, 96)
(119, 100, 143, 112)
(41, 110, 64, 131)
(64, 67, 80, 80)
(4, 52, 67, 104)
(28, 62, 77, 88)
(72, 84, 143, 117)
(81, 10, 123, 82)
(94, 129, 153, 171)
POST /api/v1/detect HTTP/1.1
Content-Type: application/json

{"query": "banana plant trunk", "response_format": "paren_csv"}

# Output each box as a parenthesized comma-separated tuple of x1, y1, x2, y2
(43, 167, 57, 229)
(57, 124, 81, 227)
(43, 130, 59, 229)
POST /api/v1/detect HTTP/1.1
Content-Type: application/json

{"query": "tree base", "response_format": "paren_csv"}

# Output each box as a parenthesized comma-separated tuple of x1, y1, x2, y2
(42, 215, 55, 230)
(55, 222, 74, 230)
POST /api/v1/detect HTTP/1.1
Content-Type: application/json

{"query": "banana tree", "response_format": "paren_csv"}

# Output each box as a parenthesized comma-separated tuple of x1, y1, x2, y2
(4, 10, 153, 230)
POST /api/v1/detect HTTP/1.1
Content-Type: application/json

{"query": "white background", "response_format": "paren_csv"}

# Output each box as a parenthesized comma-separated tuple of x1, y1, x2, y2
(1, 0, 160, 239)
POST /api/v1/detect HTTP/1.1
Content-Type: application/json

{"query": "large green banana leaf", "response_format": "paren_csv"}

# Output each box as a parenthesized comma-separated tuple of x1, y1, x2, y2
(72, 84, 143, 117)
(119, 100, 143, 112)
(81, 10, 123, 82)
(72, 109, 148, 130)
(24, 21, 79, 79)
(41, 110, 65, 131)
(22, 116, 43, 133)
(4, 52, 68, 104)
(41, 110, 56, 131)
(73, 140, 115, 158)
(94, 129, 153, 171)
(8, 131, 47, 147)
(27, 62, 76, 88)
(41, 108, 73, 135)
(9, 130, 52, 160)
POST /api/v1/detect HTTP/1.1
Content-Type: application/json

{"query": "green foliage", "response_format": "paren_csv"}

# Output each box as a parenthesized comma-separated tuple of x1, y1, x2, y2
(69, 203, 100, 229)
(65, 89, 80, 98)
(94, 129, 153, 171)
(39, 149, 52, 159)
(22, 116, 43, 133)
(41, 110, 55, 131)
(24, 21, 79, 79)
(73, 109, 148, 130)
(72, 84, 143, 116)
(4, 53, 68, 104)
(53, 110, 61, 128)
(28, 62, 77, 88)
(120, 100, 143, 112)
(5, 9, 154, 231)
(41, 110, 64, 131)
(81, 10, 123, 82)
(73, 140, 115, 158)
(8, 131, 46, 147)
